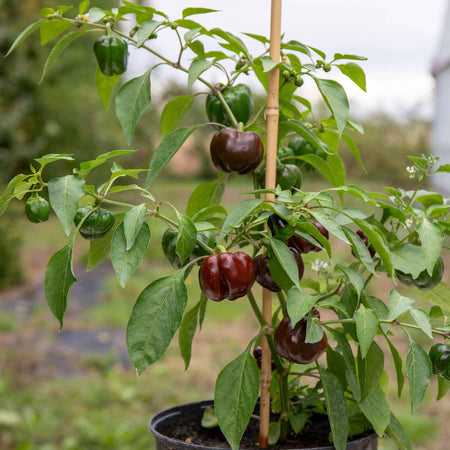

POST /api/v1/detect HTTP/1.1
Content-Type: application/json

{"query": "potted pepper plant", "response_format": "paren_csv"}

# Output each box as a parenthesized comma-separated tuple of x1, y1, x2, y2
(2, 1, 450, 449)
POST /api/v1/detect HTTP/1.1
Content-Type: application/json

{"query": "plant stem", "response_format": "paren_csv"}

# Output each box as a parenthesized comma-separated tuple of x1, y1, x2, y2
(276, 291, 288, 316)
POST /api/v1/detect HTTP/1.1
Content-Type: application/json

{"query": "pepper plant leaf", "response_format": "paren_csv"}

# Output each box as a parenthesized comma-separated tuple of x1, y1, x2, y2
(406, 338, 432, 412)
(116, 70, 152, 144)
(111, 222, 151, 288)
(123, 204, 148, 250)
(186, 174, 226, 217)
(44, 243, 77, 329)
(215, 344, 260, 450)
(127, 270, 188, 375)
(146, 125, 203, 187)
(160, 95, 195, 137)
(48, 174, 85, 235)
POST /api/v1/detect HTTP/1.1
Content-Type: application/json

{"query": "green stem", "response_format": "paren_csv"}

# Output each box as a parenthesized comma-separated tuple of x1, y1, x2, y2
(276, 291, 288, 316)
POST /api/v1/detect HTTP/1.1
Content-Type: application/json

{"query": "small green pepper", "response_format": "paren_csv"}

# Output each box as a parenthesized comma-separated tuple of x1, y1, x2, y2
(256, 162, 302, 192)
(25, 194, 50, 223)
(429, 344, 450, 381)
(93, 35, 128, 76)
(205, 84, 254, 128)
(74, 206, 116, 240)
(162, 227, 216, 269)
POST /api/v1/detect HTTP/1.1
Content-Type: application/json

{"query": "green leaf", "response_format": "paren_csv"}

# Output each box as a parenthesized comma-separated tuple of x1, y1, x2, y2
(40, 20, 72, 45)
(136, 20, 160, 47)
(34, 153, 74, 167)
(358, 384, 390, 436)
(123, 204, 148, 250)
(269, 237, 300, 290)
(343, 228, 376, 275)
(179, 297, 205, 370)
(187, 58, 213, 88)
(433, 163, 450, 174)
(111, 222, 150, 288)
(337, 265, 365, 299)
(96, 68, 120, 109)
(220, 198, 262, 237)
(391, 244, 426, 278)
(175, 213, 197, 264)
(406, 338, 432, 412)
(115, 70, 152, 144)
(357, 342, 384, 402)
(355, 304, 379, 358)
(268, 421, 281, 446)
(76, 149, 136, 178)
(182, 7, 218, 18)
(160, 95, 195, 138)
(352, 219, 394, 277)
(39, 31, 91, 84)
(416, 218, 444, 275)
(260, 56, 279, 72)
(314, 78, 349, 136)
(215, 345, 260, 450)
(186, 175, 225, 217)
(286, 287, 318, 327)
(5, 19, 43, 57)
(310, 210, 350, 244)
(126, 271, 188, 375)
(87, 213, 123, 271)
(384, 334, 404, 397)
(48, 175, 85, 235)
(342, 133, 366, 172)
(333, 53, 367, 61)
(44, 243, 77, 329)
(336, 63, 366, 91)
(437, 377, 450, 401)
(305, 316, 324, 344)
(386, 413, 413, 450)
(145, 126, 202, 187)
(409, 309, 433, 339)
(87, 7, 105, 23)
(285, 120, 329, 153)
(387, 289, 415, 322)
(411, 282, 450, 315)
(79, 0, 89, 14)
(318, 366, 349, 450)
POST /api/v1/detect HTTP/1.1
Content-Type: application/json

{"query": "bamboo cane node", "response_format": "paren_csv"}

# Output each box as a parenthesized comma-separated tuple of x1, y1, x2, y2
(264, 107, 280, 120)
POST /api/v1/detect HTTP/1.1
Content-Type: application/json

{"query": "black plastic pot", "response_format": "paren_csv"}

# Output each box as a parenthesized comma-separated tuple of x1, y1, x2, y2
(149, 400, 379, 450)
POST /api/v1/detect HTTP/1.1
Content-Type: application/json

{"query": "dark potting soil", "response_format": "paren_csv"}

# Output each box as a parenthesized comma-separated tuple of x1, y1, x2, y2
(162, 413, 373, 449)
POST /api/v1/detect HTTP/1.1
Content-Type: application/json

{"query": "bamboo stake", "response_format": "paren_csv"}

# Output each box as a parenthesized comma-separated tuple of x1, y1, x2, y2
(259, 0, 282, 447)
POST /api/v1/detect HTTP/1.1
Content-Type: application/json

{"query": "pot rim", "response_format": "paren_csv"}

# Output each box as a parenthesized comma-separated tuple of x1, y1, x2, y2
(149, 399, 378, 450)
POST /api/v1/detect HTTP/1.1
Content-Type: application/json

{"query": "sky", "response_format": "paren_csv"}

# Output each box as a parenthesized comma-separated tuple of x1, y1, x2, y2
(132, 0, 449, 119)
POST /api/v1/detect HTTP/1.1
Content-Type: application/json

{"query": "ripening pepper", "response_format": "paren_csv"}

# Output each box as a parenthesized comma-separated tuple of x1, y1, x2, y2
(274, 315, 327, 364)
(397, 257, 444, 291)
(198, 252, 256, 301)
(255, 247, 304, 292)
(93, 35, 128, 76)
(288, 222, 329, 253)
(210, 127, 263, 174)
(206, 84, 254, 127)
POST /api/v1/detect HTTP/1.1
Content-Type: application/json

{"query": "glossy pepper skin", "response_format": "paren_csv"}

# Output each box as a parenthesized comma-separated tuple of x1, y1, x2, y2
(397, 257, 444, 290)
(288, 222, 329, 253)
(287, 137, 327, 172)
(25, 195, 50, 223)
(206, 84, 254, 128)
(161, 228, 216, 269)
(429, 344, 450, 381)
(253, 345, 276, 371)
(274, 316, 327, 364)
(93, 35, 128, 76)
(74, 206, 116, 240)
(210, 127, 263, 174)
(198, 252, 256, 301)
(255, 247, 304, 292)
